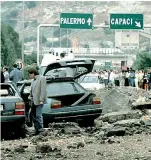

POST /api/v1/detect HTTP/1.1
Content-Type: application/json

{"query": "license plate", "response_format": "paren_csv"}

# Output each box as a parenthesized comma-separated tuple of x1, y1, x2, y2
(0, 105, 3, 111)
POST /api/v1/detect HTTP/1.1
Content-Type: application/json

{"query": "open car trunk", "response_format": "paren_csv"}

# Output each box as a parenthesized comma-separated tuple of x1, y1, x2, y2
(48, 92, 94, 107)
(40, 59, 96, 79)
(46, 80, 94, 107)
(49, 93, 85, 106)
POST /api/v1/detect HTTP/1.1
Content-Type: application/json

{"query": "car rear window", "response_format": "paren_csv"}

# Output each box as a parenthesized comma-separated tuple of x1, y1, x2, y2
(46, 82, 85, 97)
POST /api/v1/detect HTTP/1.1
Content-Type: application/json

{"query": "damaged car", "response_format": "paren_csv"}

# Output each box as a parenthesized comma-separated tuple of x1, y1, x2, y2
(0, 83, 26, 138)
(20, 59, 102, 127)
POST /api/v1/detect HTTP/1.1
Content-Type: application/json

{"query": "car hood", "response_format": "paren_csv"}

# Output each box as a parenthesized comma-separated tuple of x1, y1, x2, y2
(40, 59, 96, 79)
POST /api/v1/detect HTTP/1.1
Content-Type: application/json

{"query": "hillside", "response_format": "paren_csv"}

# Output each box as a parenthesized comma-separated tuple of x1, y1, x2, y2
(1, 1, 151, 53)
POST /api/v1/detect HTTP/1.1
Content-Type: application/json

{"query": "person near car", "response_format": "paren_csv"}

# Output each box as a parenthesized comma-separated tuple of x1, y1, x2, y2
(3, 67, 10, 82)
(9, 64, 23, 83)
(60, 52, 75, 77)
(28, 68, 47, 135)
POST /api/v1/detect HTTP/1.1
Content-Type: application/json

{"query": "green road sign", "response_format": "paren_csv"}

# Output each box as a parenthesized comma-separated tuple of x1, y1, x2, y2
(60, 13, 93, 29)
(110, 14, 144, 30)
(105, 62, 112, 69)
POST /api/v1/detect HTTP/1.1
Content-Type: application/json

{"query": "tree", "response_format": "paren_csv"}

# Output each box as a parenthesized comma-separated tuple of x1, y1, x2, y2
(24, 52, 37, 65)
(26, 1, 37, 9)
(132, 51, 151, 70)
(1, 23, 21, 67)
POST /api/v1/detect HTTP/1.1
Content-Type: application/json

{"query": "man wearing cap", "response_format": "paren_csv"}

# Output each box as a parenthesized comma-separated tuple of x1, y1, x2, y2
(28, 68, 47, 135)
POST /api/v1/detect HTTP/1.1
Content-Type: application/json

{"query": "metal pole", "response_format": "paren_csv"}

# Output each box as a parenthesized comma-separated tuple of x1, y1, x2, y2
(60, 28, 61, 48)
(67, 29, 68, 53)
(52, 27, 53, 48)
(37, 26, 40, 66)
(22, 1, 24, 62)
(37, 23, 151, 66)
(40, 29, 43, 58)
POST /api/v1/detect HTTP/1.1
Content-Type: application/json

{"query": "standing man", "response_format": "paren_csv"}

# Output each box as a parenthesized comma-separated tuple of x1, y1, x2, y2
(10, 64, 23, 83)
(28, 68, 47, 135)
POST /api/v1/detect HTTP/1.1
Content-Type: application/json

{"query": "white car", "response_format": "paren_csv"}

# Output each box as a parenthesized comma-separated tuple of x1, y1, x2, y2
(80, 73, 105, 91)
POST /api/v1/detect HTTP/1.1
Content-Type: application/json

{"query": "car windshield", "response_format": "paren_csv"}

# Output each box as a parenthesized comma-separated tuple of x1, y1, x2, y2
(46, 82, 85, 97)
(82, 76, 99, 83)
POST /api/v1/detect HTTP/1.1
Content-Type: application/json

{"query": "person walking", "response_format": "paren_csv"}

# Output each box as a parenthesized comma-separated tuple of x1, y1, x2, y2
(28, 68, 47, 135)
(9, 64, 23, 83)
(3, 67, 10, 82)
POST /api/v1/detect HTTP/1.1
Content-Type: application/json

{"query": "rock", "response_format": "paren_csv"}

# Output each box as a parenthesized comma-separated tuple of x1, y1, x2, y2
(113, 119, 142, 128)
(36, 143, 60, 153)
(21, 143, 29, 148)
(5, 148, 11, 152)
(101, 111, 142, 123)
(95, 87, 150, 114)
(101, 88, 131, 114)
(105, 126, 126, 137)
(67, 143, 77, 149)
(67, 141, 85, 149)
(96, 131, 105, 138)
(35, 154, 43, 158)
(31, 135, 44, 143)
(48, 122, 84, 136)
(5, 154, 13, 158)
(96, 151, 104, 156)
(77, 141, 85, 148)
(14, 145, 25, 153)
(141, 116, 151, 126)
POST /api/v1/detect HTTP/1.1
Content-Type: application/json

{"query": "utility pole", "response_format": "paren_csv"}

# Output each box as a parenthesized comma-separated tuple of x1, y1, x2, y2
(22, 1, 24, 62)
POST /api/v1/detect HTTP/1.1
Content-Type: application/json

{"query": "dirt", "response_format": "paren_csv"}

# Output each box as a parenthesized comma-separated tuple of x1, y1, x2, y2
(1, 87, 151, 160)
(1, 130, 151, 160)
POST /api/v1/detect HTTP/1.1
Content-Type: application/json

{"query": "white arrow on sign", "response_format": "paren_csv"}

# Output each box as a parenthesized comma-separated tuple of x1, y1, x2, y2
(87, 18, 92, 26)
(135, 21, 141, 28)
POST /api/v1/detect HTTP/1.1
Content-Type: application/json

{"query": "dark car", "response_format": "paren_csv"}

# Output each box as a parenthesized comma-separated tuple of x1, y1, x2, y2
(20, 59, 102, 127)
(0, 83, 26, 137)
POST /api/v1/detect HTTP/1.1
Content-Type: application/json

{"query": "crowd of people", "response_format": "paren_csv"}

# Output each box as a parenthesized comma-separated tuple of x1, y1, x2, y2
(0, 64, 23, 83)
(93, 68, 151, 91)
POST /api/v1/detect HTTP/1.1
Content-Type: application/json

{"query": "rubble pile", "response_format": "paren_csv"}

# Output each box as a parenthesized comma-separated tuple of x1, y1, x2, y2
(1, 87, 151, 160)
(95, 87, 151, 114)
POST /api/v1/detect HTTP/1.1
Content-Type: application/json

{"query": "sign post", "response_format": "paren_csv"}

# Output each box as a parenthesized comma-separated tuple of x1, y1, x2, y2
(15, 59, 25, 70)
(110, 13, 144, 30)
(60, 13, 93, 29)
